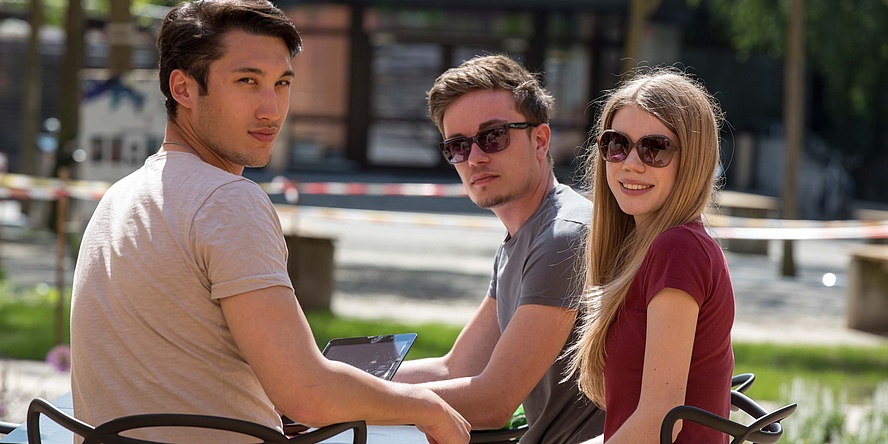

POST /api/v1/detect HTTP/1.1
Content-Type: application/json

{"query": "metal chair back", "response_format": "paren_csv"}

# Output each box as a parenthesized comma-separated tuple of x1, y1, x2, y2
(26, 397, 367, 444)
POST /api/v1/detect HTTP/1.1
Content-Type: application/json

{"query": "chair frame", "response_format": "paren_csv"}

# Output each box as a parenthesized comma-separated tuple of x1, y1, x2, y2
(467, 374, 766, 444)
(26, 397, 367, 444)
(0, 420, 19, 436)
(732, 373, 755, 394)
(659, 375, 797, 444)
(468, 423, 527, 443)
(466, 374, 766, 444)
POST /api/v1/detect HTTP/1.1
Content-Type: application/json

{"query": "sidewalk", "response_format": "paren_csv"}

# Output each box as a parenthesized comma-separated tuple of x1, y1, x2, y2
(311, 208, 888, 348)
(0, 358, 69, 426)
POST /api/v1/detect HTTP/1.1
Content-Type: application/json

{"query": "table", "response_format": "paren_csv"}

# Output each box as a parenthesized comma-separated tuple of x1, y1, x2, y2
(0, 393, 429, 444)
(0, 393, 73, 444)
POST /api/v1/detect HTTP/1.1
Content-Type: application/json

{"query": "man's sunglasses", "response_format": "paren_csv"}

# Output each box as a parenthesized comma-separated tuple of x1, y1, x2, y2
(597, 130, 680, 168)
(440, 122, 539, 164)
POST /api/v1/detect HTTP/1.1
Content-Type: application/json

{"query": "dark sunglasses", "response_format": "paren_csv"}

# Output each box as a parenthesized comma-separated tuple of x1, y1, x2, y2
(597, 130, 680, 168)
(440, 122, 539, 164)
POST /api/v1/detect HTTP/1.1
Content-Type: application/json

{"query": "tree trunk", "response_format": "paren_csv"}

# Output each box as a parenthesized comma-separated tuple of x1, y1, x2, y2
(19, 0, 43, 222)
(21, 0, 43, 178)
(47, 0, 84, 341)
(55, 0, 84, 177)
(622, 0, 661, 73)
(108, 0, 133, 76)
(781, 0, 805, 277)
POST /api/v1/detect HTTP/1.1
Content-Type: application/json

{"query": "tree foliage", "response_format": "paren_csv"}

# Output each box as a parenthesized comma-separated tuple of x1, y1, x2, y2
(1, 0, 176, 27)
(691, 0, 888, 123)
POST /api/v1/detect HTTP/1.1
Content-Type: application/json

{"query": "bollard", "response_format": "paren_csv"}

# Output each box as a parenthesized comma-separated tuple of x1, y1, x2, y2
(284, 234, 335, 311)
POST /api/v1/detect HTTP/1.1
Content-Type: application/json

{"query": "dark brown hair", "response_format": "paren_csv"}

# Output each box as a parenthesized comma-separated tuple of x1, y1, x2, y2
(157, 0, 302, 120)
(427, 54, 554, 134)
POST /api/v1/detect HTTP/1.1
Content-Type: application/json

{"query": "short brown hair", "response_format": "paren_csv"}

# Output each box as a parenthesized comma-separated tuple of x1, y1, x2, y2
(427, 55, 554, 135)
(157, 0, 302, 121)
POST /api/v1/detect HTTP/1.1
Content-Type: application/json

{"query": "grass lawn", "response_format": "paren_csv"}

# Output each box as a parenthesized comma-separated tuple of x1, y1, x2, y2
(732, 341, 888, 404)
(2, 290, 886, 405)
(0, 283, 69, 360)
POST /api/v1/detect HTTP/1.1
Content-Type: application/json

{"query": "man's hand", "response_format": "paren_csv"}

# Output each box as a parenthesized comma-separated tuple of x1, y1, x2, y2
(410, 300, 577, 429)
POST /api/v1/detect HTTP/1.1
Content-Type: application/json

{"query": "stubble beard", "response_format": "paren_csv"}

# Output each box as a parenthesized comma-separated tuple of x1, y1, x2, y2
(473, 191, 516, 210)
(194, 96, 275, 168)
(206, 138, 274, 169)
(471, 178, 534, 209)
(240, 151, 273, 168)
(462, 163, 536, 210)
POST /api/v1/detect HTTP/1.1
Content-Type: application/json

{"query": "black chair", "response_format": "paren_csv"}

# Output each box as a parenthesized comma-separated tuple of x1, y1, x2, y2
(731, 373, 755, 394)
(659, 373, 798, 444)
(466, 373, 774, 444)
(468, 423, 527, 443)
(1, 420, 19, 436)
(27, 397, 367, 444)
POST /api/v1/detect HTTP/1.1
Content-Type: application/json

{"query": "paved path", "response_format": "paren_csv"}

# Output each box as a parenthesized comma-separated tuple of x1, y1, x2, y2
(307, 212, 887, 348)
(1, 203, 886, 425)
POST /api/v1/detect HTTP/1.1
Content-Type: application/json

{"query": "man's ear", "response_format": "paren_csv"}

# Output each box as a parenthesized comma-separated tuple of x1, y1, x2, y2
(534, 123, 551, 160)
(169, 69, 195, 110)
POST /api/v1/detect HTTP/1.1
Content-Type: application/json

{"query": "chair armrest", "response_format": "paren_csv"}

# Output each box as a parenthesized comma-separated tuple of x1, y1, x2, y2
(730, 390, 797, 434)
(289, 421, 367, 444)
(660, 406, 750, 444)
(98, 413, 366, 444)
(0, 421, 19, 435)
(469, 424, 528, 443)
(731, 373, 755, 394)
(661, 393, 798, 444)
(730, 391, 797, 443)
(95, 413, 292, 443)
(25, 396, 367, 444)
(27, 398, 96, 443)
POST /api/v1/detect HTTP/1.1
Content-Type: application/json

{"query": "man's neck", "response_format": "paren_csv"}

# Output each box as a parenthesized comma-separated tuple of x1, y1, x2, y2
(492, 173, 557, 236)
(162, 121, 244, 176)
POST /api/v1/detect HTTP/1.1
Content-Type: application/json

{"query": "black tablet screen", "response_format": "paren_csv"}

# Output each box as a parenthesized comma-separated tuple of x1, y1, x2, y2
(321, 333, 416, 380)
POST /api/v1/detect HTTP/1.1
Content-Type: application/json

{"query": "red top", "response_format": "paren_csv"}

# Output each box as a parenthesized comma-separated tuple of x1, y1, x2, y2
(603, 220, 735, 442)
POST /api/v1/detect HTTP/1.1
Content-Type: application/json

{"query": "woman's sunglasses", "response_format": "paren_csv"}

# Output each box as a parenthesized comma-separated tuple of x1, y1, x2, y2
(440, 122, 539, 164)
(597, 130, 680, 168)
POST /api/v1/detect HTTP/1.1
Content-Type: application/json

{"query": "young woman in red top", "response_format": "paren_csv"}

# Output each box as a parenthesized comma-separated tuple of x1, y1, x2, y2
(570, 69, 735, 444)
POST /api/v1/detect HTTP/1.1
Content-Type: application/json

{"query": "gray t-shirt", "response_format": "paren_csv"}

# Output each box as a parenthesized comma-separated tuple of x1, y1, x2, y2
(71, 151, 293, 442)
(488, 183, 604, 443)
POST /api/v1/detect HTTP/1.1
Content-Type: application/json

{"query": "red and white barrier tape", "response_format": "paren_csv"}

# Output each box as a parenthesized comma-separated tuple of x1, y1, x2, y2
(0, 173, 464, 203)
(0, 174, 111, 202)
(297, 181, 467, 198)
(274, 205, 503, 232)
(2, 173, 887, 240)
(705, 214, 888, 240)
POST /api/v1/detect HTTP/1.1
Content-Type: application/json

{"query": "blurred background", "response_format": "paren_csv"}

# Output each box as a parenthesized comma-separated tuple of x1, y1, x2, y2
(0, 0, 885, 219)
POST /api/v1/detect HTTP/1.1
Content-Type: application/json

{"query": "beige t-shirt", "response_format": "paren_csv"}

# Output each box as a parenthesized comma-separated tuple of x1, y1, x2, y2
(70, 151, 293, 441)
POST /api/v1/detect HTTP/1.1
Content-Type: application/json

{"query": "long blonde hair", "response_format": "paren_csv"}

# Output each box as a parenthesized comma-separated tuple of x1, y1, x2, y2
(567, 68, 724, 406)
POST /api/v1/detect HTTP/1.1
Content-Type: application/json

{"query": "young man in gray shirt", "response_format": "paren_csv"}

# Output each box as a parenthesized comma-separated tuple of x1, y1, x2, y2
(394, 54, 604, 443)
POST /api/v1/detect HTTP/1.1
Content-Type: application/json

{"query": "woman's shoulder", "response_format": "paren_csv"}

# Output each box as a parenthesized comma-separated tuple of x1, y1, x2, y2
(652, 220, 718, 253)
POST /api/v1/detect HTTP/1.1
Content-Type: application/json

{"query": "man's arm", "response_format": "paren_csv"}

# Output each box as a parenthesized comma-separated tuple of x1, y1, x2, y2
(220, 285, 470, 444)
(401, 297, 577, 430)
(394, 296, 501, 383)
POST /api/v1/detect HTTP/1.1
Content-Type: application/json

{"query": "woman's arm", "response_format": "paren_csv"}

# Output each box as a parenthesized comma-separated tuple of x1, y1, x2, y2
(605, 288, 700, 444)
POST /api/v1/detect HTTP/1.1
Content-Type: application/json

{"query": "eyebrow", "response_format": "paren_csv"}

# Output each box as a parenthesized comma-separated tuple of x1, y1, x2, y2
(447, 119, 509, 139)
(233, 67, 295, 79)
(481, 118, 510, 128)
